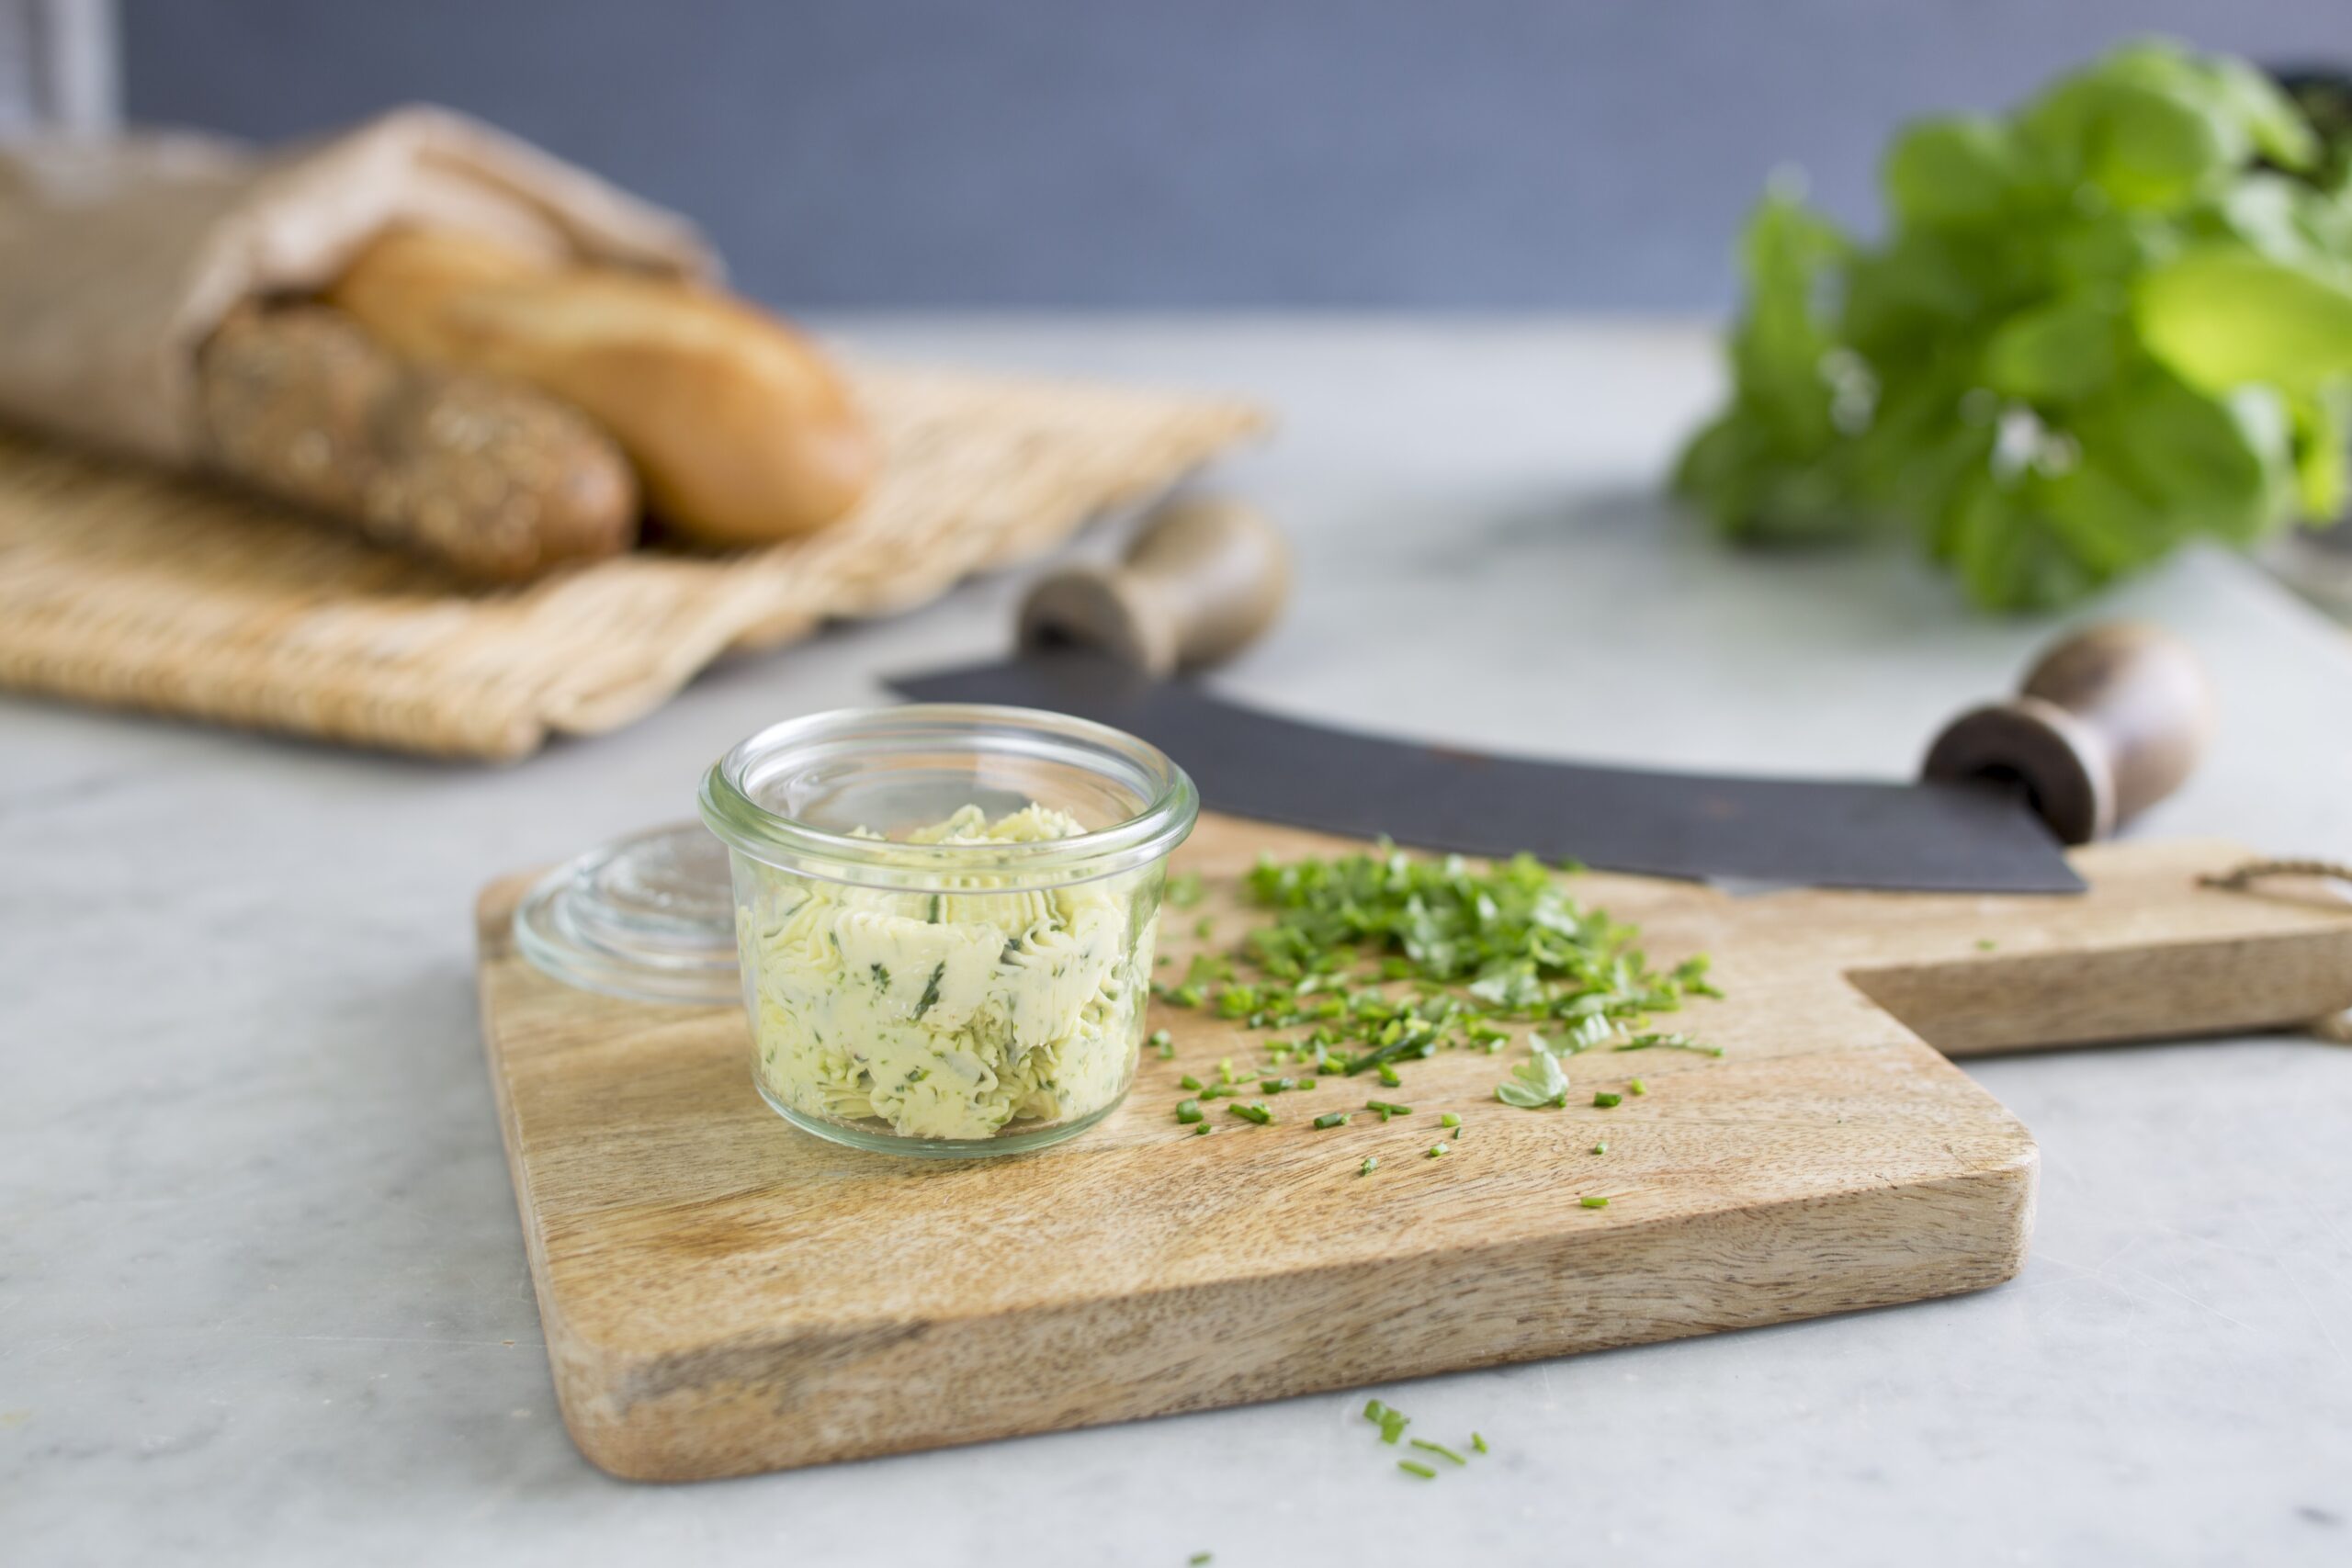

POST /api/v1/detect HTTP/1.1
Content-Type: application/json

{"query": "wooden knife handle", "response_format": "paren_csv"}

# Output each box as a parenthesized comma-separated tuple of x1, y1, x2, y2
(1921, 622, 2215, 845)
(1018, 497, 1289, 677)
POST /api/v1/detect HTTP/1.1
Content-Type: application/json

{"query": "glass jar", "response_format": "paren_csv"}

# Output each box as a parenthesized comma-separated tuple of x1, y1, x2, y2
(697, 705, 1198, 1157)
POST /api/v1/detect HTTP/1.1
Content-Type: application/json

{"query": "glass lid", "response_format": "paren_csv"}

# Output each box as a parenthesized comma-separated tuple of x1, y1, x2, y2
(512, 823, 741, 1006)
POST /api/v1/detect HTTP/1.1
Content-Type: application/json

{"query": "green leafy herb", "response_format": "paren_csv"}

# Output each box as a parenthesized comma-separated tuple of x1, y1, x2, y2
(1497, 1046, 1572, 1110)
(1678, 40, 2352, 610)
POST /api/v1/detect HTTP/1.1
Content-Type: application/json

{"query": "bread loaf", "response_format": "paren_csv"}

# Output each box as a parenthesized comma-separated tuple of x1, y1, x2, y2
(198, 307, 639, 581)
(325, 229, 877, 545)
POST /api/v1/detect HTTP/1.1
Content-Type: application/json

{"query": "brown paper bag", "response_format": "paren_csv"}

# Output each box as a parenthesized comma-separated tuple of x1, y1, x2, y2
(0, 105, 715, 468)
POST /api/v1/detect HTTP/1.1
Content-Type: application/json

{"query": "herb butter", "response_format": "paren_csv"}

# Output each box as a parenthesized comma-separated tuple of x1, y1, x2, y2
(740, 803, 1157, 1141)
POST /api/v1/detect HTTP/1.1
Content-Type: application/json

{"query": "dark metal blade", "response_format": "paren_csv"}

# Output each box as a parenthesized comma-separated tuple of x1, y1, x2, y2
(888, 654, 2085, 894)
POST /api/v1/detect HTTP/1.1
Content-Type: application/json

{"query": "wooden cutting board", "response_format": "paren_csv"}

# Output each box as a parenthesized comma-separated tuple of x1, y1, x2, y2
(473, 816, 2352, 1481)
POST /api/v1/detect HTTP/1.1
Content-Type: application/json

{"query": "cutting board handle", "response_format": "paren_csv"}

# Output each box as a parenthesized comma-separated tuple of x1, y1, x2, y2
(1018, 497, 1290, 677)
(1921, 622, 2215, 845)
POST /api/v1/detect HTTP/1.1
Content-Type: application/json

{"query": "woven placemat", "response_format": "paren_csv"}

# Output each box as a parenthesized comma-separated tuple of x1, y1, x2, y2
(0, 361, 1264, 760)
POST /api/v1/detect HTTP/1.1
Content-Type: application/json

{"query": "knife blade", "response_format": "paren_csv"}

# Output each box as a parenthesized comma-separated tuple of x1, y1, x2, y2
(889, 650, 2082, 893)
(891, 502, 2211, 894)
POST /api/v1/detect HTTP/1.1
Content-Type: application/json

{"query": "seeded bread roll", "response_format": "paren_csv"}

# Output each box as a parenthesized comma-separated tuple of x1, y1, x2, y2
(198, 307, 639, 581)
(324, 228, 877, 545)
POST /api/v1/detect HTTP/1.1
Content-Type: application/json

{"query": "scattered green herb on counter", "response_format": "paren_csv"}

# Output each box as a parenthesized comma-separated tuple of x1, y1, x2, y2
(1366, 1100, 1413, 1121)
(1359, 1156, 1379, 1177)
(1471, 1431, 1490, 1454)
(1313, 1111, 1351, 1129)
(1150, 1029, 1176, 1060)
(1977, 938, 1999, 951)
(1591, 1140, 1608, 1156)
(1398, 1460, 1438, 1480)
(1628, 1077, 1648, 1096)
(1678, 39, 2352, 611)
(1191, 1553, 1213, 1566)
(1364, 1399, 1410, 1443)
(1440, 1111, 1462, 1128)
(1179, 1074, 1203, 1091)
(1193, 1123, 1214, 1136)
(1593, 1091, 1624, 1109)
(1175, 1098, 1203, 1123)
(1410, 1438, 1469, 1466)
(1426, 1141, 1452, 1158)
(1581, 1195, 1611, 1210)
(1615, 1032, 1724, 1057)
(1227, 1101, 1275, 1125)
(1193, 916, 1216, 939)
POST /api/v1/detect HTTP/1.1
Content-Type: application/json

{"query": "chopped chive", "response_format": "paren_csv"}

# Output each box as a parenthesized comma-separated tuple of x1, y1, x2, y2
(1175, 1098, 1203, 1123)
(1178, 1074, 1202, 1091)
(1471, 1431, 1489, 1455)
(1227, 1101, 1274, 1125)
(1379, 1409, 1409, 1443)
(1580, 1194, 1609, 1209)
(1298, 1077, 1318, 1089)
(1313, 1111, 1351, 1129)
(1260, 1077, 1297, 1093)
(1365, 1100, 1413, 1117)
(1409, 1438, 1468, 1465)
(1359, 1156, 1378, 1177)
(1976, 937, 1997, 951)
(1376, 1063, 1403, 1088)
(1192, 1122, 1214, 1136)
(1397, 1460, 1438, 1480)
(1439, 1111, 1461, 1128)
(1426, 1142, 1451, 1158)
(1627, 1077, 1647, 1095)
(1190, 1554, 1213, 1566)
(1171, 985, 1204, 1009)
(1591, 1140, 1607, 1155)
(1592, 1090, 1623, 1108)
(1194, 916, 1216, 939)
(1363, 1399, 1387, 1422)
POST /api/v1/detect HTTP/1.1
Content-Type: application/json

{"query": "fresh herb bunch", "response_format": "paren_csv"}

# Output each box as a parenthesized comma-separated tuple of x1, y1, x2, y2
(1159, 843, 1716, 1087)
(1677, 39, 2352, 611)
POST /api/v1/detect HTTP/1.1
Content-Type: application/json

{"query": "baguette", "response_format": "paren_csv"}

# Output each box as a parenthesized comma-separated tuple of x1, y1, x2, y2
(198, 306, 639, 581)
(325, 229, 876, 545)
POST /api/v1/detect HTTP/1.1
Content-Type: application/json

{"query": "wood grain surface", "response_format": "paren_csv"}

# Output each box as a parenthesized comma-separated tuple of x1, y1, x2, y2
(473, 818, 2352, 1480)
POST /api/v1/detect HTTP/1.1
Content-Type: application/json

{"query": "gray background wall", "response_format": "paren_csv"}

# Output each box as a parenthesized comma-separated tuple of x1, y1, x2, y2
(123, 1, 2346, 310)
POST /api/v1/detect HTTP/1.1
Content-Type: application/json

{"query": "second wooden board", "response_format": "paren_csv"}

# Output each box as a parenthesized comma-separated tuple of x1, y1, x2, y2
(474, 818, 2352, 1480)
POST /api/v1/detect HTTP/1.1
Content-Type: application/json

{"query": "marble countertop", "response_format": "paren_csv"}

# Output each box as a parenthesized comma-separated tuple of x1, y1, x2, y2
(6, 320, 2349, 1567)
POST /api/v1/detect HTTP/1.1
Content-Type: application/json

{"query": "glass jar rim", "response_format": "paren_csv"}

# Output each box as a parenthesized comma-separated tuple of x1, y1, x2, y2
(697, 703, 1199, 886)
